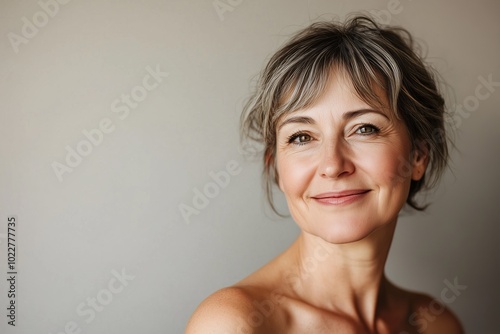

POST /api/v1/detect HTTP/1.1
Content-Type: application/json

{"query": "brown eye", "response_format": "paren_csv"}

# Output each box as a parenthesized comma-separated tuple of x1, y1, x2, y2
(296, 134, 311, 143)
(356, 124, 380, 135)
(288, 132, 312, 145)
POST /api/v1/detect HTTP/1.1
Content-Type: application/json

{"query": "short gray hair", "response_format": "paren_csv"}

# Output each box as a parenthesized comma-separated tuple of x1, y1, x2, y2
(241, 15, 449, 212)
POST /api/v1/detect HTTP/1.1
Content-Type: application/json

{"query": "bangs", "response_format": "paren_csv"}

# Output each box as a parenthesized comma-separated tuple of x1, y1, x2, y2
(269, 57, 399, 129)
(269, 34, 403, 134)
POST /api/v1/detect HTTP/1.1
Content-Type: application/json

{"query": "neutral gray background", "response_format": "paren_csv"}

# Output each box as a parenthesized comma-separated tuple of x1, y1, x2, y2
(0, 0, 499, 333)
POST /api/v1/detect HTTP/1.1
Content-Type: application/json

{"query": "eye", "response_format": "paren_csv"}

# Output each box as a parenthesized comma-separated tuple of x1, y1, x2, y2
(287, 132, 312, 145)
(355, 124, 380, 135)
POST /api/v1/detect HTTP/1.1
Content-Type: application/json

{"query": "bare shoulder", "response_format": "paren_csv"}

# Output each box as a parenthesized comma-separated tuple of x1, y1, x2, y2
(406, 291, 464, 334)
(186, 252, 293, 333)
(185, 286, 268, 334)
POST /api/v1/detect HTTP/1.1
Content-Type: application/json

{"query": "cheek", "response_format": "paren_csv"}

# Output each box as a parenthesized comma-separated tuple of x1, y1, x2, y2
(277, 153, 316, 197)
(356, 142, 411, 183)
(357, 144, 412, 213)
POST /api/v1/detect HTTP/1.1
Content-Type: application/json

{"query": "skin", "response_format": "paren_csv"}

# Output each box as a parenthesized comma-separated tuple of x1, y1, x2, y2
(186, 71, 464, 334)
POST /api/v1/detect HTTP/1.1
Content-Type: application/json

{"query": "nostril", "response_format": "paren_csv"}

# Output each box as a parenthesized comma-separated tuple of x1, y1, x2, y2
(325, 167, 334, 176)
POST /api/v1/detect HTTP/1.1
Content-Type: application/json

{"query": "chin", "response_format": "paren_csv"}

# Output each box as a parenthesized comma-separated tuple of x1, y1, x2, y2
(321, 223, 381, 244)
(297, 212, 392, 245)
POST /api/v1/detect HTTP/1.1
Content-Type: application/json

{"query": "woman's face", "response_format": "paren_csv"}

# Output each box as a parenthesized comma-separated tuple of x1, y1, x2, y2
(275, 73, 427, 244)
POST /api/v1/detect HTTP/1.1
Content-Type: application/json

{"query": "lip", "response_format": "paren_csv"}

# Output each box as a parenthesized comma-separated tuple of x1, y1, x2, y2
(311, 189, 371, 205)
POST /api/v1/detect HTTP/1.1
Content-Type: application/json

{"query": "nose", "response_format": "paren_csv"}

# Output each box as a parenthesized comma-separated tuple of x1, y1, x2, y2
(317, 138, 355, 179)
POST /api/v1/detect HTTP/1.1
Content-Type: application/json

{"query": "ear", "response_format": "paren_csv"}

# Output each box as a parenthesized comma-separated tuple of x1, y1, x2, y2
(265, 149, 283, 191)
(278, 174, 283, 192)
(274, 162, 283, 192)
(411, 141, 430, 181)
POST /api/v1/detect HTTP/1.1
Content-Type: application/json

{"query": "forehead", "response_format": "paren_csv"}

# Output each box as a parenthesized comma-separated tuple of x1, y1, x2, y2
(276, 69, 393, 126)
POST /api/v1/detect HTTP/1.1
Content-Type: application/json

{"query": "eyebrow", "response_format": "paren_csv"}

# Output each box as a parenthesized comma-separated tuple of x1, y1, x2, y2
(277, 116, 316, 131)
(277, 109, 390, 131)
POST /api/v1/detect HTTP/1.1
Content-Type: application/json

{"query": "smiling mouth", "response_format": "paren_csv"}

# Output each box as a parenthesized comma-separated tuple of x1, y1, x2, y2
(311, 189, 371, 205)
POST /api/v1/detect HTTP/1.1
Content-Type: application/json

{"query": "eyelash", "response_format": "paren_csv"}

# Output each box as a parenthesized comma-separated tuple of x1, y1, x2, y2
(287, 130, 311, 146)
(355, 123, 381, 135)
(286, 124, 381, 146)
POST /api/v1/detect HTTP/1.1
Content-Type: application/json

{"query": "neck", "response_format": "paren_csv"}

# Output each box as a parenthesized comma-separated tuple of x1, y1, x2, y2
(285, 220, 397, 330)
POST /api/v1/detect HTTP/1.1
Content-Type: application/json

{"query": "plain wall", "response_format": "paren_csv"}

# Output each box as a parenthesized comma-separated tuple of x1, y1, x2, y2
(0, 0, 499, 333)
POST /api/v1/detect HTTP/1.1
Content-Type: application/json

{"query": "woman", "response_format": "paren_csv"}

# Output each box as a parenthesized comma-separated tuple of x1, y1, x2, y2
(186, 15, 463, 333)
